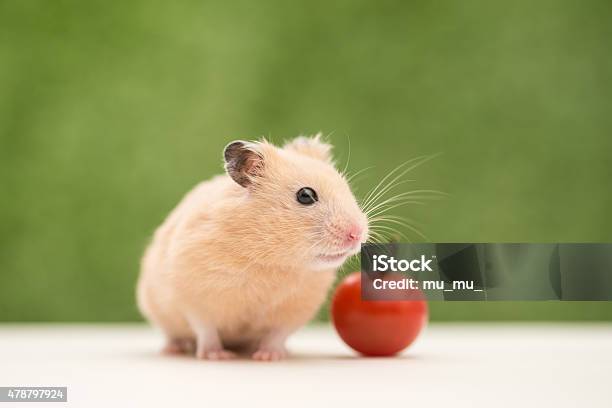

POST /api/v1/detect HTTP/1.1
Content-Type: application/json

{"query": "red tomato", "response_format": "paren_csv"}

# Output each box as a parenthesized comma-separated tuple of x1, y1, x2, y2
(331, 272, 428, 356)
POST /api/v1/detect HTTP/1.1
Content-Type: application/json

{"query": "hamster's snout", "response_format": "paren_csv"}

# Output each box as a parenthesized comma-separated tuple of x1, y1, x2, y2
(313, 218, 367, 269)
(344, 224, 364, 247)
(326, 218, 368, 251)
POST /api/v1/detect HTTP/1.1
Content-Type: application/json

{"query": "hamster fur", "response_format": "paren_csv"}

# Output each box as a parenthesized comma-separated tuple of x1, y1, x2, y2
(137, 135, 368, 361)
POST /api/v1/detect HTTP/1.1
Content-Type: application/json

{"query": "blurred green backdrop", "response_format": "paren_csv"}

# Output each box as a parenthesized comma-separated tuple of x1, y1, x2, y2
(1, 0, 611, 322)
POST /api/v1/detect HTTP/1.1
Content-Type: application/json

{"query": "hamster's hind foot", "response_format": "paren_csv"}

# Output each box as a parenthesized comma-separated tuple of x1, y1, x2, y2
(161, 338, 195, 355)
(197, 348, 236, 360)
(187, 317, 236, 360)
(252, 327, 292, 361)
(252, 347, 287, 361)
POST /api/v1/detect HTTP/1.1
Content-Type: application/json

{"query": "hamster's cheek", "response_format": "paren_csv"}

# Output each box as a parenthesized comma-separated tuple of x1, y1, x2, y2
(310, 255, 350, 271)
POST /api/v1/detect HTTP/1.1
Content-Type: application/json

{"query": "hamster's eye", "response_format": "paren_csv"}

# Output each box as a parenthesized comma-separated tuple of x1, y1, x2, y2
(296, 187, 318, 205)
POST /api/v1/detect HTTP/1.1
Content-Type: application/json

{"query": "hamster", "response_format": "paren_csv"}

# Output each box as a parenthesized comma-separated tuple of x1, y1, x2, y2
(136, 135, 368, 361)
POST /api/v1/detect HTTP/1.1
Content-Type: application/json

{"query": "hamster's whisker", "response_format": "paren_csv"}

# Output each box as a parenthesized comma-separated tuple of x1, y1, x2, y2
(303, 234, 328, 255)
(360, 158, 422, 211)
(360, 154, 436, 212)
(363, 190, 446, 216)
(368, 211, 431, 242)
(366, 229, 389, 244)
(342, 253, 361, 272)
(361, 153, 442, 213)
(391, 221, 429, 241)
(360, 161, 410, 210)
(369, 225, 408, 241)
(369, 222, 425, 242)
(341, 133, 351, 176)
(367, 201, 425, 219)
(301, 238, 325, 257)
(364, 155, 437, 214)
(369, 215, 423, 231)
(361, 178, 416, 213)
(346, 166, 374, 184)
(365, 193, 447, 217)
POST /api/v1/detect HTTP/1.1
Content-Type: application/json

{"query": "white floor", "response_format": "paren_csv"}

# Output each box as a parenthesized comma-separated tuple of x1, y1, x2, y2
(0, 323, 610, 407)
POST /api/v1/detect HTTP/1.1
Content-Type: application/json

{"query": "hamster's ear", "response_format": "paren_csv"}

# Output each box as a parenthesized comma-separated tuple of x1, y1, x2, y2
(223, 141, 265, 188)
(283, 133, 332, 163)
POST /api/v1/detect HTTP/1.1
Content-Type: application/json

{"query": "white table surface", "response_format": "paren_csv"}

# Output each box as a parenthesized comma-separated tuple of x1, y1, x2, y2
(0, 323, 610, 407)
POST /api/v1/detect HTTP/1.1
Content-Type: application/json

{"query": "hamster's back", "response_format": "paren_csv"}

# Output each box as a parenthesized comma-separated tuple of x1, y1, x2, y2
(136, 174, 237, 335)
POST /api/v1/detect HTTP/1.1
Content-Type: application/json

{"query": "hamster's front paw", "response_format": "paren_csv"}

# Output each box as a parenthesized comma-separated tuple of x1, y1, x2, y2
(197, 348, 236, 361)
(252, 347, 288, 362)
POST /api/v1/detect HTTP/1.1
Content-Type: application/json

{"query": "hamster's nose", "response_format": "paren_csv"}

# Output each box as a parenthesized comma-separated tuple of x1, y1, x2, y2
(344, 224, 363, 246)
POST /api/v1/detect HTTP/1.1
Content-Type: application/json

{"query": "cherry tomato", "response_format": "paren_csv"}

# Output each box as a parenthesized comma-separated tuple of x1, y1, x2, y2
(331, 272, 428, 356)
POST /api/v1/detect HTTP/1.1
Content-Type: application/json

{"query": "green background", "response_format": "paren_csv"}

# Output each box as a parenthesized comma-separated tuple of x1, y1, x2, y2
(1, 0, 611, 322)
